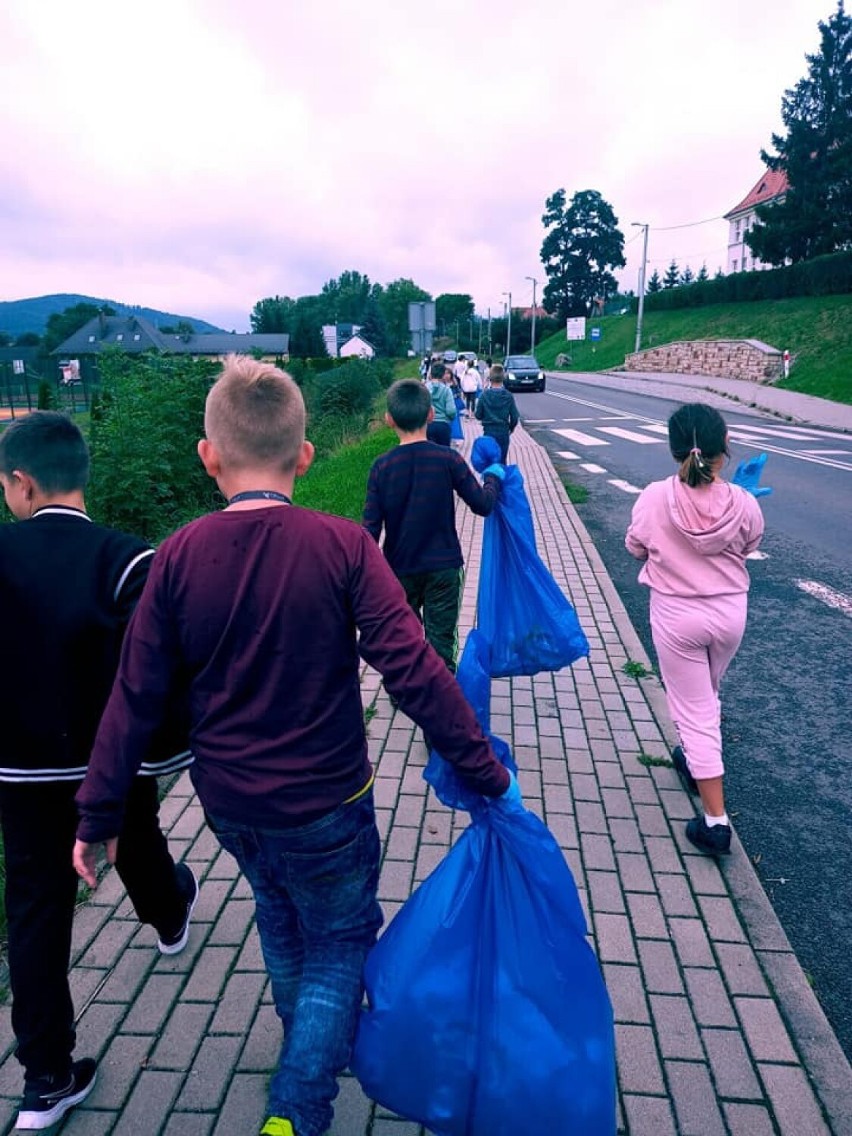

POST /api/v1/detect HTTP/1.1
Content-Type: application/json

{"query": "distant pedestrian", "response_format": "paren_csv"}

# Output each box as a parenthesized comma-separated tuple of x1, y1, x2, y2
(625, 403, 766, 859)
(460, 359, 481, 417)
(425, 362, 457, 446)
(475, 364, 519, 463)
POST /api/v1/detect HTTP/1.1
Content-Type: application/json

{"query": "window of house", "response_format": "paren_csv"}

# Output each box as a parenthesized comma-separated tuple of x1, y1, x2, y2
(88, 335, 95, 342)
(134, 334, 141, 341)
(743, 257, 749, 271)
(732, 259, 738, 272)
(735, 221, 741, 240)
(116, 333, 123, 341)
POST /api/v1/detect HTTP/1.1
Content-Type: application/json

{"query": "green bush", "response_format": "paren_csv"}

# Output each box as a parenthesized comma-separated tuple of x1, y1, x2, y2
(37, 380, 57, 410)
(643, 249, 852, 313)
(86, 351, 220, 544)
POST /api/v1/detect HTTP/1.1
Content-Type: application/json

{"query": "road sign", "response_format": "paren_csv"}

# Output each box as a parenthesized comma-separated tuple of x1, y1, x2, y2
(590, 327, 602, 342)
(565, 317, 586, 341)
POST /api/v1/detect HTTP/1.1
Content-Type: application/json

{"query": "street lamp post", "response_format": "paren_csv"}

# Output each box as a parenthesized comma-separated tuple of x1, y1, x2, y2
(502, 291, 512, 356)
(524, 275, 538, 353)
(632, 222, 649, 354)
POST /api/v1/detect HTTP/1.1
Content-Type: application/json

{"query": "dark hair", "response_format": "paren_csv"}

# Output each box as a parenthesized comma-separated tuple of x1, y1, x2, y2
(387, 379, 432, 432)
(429, 361, 446, 381)
(667, 403, 729, 487)
(0, 411, 90, 492)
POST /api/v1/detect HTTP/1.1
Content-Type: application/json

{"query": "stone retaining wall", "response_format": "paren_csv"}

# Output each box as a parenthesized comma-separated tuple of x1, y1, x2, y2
(623, 338, 783, 384)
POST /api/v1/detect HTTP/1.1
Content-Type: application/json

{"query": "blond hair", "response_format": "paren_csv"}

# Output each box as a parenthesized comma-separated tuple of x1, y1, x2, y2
(205, 354, 305, 470)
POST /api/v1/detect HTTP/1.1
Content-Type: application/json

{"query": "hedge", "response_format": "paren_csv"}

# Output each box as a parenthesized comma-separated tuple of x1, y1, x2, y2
(641, 250, 852, 312)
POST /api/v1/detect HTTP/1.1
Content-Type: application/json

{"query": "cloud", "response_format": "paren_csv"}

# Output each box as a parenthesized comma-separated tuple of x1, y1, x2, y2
(0, 0, 834, 330)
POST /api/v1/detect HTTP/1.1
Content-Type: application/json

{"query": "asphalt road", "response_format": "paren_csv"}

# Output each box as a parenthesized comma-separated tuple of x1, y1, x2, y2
(514, 373, 852, 1059)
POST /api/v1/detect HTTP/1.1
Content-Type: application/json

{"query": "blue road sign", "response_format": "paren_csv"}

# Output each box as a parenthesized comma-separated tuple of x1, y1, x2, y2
(590, 327, 602, 341)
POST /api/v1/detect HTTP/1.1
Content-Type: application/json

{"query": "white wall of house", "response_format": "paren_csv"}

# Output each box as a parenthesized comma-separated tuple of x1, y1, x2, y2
(339, 335, 375, 359)
(726, 210, 772, 274)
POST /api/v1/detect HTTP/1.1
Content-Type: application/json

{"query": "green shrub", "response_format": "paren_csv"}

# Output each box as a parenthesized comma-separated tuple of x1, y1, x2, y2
(642, 249, 852, 313)
(86, 351, 220, 544)
(37, 380, 57, 410)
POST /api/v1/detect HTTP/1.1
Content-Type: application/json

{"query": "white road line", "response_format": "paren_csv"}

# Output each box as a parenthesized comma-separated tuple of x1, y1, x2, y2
(560, 416, 598, 422)
(545, 389, 852, 472)
(553, 428, 610, 446)
(598, 426, 665, 445)
(803, 449, 852, 456)
(598, 415, 635, 420)
(794, 579, 852, 618)
(525, 419, 557, 423)
(580, 463, 607, 473)
(608, 479, 642, 494)
(556, 450, 580, 460)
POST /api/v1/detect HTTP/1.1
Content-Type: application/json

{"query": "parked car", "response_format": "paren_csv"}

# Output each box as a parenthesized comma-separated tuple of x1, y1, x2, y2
(457, 351, 477, 363)
(442, 350, 458, 364)
(502, 355, 546, 392)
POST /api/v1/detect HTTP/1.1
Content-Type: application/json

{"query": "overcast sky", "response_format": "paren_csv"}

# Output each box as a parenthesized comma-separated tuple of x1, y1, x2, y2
(0, 0, 833, 331)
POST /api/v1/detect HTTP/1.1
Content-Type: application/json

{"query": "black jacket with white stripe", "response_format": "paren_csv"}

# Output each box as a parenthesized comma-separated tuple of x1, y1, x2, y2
(0, 506, 192, 783)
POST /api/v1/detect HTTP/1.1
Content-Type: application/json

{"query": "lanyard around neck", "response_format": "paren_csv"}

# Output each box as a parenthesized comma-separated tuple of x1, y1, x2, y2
(227, 490, 292, 506)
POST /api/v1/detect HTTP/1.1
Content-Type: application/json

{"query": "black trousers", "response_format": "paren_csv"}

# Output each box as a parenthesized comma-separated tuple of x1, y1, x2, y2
(0, 776, 185, 1081)
(398, 567, 463, 673)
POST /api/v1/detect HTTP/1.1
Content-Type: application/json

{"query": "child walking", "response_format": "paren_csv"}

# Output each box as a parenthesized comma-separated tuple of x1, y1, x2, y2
(0, 412, 195, 1130)
(73, 357, 516, 1136)
(475, 364, 519, 463)
(363, 378, 504, 674)
(625, 403, 766, 858)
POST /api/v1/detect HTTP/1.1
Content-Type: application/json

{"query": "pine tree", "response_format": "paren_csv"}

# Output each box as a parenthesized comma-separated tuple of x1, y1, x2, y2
(697, 263, 709, 282)
(663, 260, 680, 289)
(747, 1, 852, 264)
(646, 269, 662, 293)
(540, 188, 626, 318)
(680, 265, 695, 285)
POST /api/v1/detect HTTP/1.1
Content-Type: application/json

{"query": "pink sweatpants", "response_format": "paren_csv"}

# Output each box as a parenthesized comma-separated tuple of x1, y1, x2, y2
(649, 590, 748, 781)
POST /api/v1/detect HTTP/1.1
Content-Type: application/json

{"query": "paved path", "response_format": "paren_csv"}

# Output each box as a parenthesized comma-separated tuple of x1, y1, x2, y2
(1, 420, 850, 1135)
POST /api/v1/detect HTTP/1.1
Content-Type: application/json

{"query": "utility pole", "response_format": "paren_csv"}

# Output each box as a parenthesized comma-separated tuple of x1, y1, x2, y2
(502, 291, 512, 356)
(487, 307, 492, 355)
(632, 222, 649, 354)
(525, 275, 538, 353)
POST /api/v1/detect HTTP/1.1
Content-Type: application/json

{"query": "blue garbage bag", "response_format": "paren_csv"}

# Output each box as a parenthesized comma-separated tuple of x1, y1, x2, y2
(451, 397, 465, 440)
(476, 463, 589, 677)
(351, 793, 616, 1135)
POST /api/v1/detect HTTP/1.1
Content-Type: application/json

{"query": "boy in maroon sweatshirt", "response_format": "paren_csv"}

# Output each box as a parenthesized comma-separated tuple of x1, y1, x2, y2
(73, 355, 517, 1136)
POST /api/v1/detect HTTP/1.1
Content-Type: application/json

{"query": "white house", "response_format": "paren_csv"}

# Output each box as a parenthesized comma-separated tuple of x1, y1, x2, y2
(723, 168, 788, 274)
(339, 333, 375, 359)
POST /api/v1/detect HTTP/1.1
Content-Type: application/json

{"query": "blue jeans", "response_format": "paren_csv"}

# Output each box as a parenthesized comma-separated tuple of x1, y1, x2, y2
(207, 793, 383, 1136)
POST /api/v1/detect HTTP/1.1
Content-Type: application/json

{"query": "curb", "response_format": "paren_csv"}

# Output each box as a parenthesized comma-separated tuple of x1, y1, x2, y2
(536, 430, 852, 1132)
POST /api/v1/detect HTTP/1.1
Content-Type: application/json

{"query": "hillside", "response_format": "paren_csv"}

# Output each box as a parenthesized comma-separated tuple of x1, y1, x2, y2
(534, 294, 852, 405)
(0, 294, 223, 338)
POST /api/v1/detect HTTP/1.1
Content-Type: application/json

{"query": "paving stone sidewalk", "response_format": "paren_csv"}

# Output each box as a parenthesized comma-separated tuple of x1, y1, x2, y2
(0, 420, 850, 1135)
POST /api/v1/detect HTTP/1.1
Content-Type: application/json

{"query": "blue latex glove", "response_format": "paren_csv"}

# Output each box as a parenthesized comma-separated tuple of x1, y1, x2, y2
(493, 770, 522, 810)
(732, 452, 773, 498)
(483, 463, 506, 481)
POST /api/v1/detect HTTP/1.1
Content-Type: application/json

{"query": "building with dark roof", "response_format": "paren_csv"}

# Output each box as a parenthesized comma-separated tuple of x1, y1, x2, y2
(724, 169, 789, 274)
(53, 314, 289, 363)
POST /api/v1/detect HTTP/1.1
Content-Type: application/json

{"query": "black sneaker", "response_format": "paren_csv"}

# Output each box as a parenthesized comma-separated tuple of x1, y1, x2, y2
(672, 746, 699, 796)
(685, 816, 731, 859)
(157, 862, 199, 955)
(17, 1058, 97, 1130)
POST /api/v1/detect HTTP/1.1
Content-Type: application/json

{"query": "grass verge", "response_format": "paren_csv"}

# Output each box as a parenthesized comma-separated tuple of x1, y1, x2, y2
(535, 294, 852, 404)
(294, 418, 397, 519)
(560, 475, 589, 504)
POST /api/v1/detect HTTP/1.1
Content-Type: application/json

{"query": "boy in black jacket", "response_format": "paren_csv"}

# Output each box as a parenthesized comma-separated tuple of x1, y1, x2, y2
(0, 412, 195, 1130)
(475, 364, 519, 463)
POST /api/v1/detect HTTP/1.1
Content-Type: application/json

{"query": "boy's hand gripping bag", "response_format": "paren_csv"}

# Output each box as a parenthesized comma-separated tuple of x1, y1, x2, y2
(351, 632, 616, 1135)
(470, 437, 590, 677)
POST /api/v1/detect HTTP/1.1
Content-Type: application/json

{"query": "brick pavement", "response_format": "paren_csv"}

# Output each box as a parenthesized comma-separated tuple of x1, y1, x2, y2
(0, 418, 850, 1134)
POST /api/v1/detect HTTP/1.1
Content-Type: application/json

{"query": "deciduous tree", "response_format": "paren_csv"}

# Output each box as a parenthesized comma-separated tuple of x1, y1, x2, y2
(540, 189, 626, 319)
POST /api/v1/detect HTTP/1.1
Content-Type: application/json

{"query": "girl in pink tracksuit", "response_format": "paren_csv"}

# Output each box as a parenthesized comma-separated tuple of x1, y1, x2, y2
(625, 403, 765, 859)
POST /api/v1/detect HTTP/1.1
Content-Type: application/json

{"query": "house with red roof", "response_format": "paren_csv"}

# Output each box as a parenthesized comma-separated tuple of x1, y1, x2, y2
(723, 168, 788, 273)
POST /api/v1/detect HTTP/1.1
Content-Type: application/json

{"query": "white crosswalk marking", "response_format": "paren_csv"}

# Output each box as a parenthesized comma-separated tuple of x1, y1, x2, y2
(795, 579, 852, 618)
(580, 463, 607, 473)
(598, 426, 665, 444)
(608, 479, 642, 494)
(553, 428, 610, 446)
(639, 423, 670, 436)
(556, 450, 580, 460)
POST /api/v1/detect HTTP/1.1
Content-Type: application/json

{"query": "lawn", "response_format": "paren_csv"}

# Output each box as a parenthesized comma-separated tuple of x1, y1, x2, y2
(535, 294, 852, 404)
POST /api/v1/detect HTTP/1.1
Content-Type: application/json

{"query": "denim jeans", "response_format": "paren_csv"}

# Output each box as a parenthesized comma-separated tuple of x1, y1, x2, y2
(207, 792, 383, 1136)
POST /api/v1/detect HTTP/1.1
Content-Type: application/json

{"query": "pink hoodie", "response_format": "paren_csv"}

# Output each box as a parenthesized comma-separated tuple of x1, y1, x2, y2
(625, 475, 765, 596)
